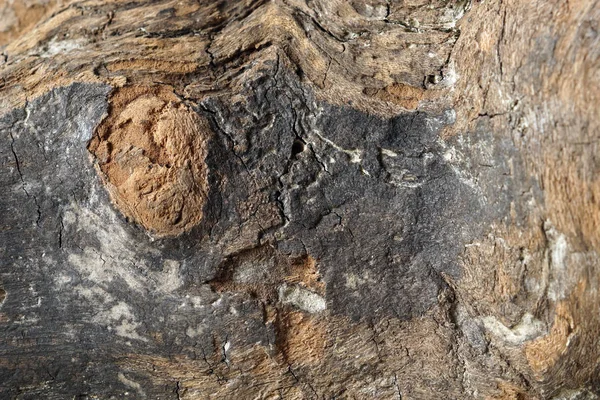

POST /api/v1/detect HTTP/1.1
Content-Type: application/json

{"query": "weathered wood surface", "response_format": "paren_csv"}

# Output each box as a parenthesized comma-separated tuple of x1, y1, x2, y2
(0, 0, 599, 398)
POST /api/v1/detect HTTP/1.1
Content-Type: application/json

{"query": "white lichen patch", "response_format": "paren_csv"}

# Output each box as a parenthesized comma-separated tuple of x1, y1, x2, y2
(118, 372, 146, 397)
(74, 285, 115, 305)
(438, 138, 481, 193)
(41, 37, 86, 58)
(344, 271, 377, 290)
(551, 388, 599, 400)
(314, 130, 363, 164)
(186, 324, 205, 338)
(380, 148, 399, 158)
(95, 301, 148, 342)
(232, 258, 274, 284)
(60, 201, 195, 342)
(64, 202, 182, 294)
(159, 260, 183, 292)
(440, 61, 459, 88)
(278, 284, 326, 313)
(545, 221, 570, 301)
(481, 313, 546, 345)
(67, 246, 146, 293)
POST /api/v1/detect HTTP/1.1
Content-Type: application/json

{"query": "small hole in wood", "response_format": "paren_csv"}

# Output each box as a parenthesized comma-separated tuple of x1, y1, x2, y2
(291, 140, 305, 157)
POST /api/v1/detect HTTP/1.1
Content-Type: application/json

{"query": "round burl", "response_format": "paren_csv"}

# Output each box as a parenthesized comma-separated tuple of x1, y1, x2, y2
(88, 85, 210, 237)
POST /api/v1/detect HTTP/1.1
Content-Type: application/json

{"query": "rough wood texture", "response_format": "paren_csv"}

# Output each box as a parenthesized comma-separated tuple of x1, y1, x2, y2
(88, 85, 211, 237)
(0, 0, 599, 399)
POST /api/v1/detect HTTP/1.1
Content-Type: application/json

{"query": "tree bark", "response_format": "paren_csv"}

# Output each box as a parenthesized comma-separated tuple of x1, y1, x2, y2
(0, 0, 599, 398)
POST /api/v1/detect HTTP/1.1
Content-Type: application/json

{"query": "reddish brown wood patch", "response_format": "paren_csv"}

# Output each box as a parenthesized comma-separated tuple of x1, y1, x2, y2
(88, 85, 211, 237)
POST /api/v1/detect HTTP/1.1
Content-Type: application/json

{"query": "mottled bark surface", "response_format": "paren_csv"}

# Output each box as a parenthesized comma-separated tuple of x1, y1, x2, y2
(0, 1, 599, 399)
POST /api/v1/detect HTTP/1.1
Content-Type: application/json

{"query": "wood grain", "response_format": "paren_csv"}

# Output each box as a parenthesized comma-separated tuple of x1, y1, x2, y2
(0, 0, 599, 398)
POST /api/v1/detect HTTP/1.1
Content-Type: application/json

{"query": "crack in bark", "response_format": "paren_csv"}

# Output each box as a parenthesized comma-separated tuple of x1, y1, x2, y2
(9, 131, 42, 226)
(497, 2, 507, 80)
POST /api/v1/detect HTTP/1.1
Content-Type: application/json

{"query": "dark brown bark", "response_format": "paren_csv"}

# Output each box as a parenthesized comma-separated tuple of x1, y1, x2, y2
(0, 0, 599, 399)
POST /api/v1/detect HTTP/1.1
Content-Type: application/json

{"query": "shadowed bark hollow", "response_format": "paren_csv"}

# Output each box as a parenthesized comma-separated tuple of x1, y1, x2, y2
(0, 0, 599, 399)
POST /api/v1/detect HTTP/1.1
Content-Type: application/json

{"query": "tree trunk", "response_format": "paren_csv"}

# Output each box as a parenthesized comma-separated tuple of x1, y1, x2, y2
(0, 0, 599, 398)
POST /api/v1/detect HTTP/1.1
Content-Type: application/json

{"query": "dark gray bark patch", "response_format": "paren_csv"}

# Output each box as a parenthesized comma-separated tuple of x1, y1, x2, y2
(0, 70, 535, 395)
(0, 84, 270, 397)
(199, 65, 532, 322)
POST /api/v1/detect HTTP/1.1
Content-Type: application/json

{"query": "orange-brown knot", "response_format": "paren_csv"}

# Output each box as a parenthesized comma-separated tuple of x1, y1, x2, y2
(88, 85, 210, 237)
